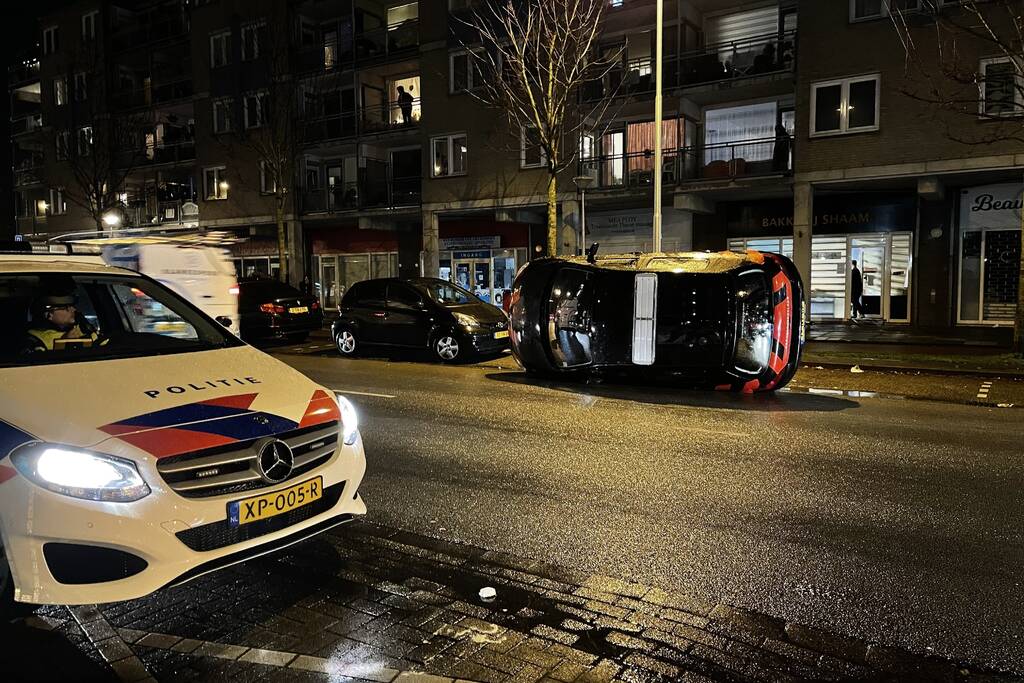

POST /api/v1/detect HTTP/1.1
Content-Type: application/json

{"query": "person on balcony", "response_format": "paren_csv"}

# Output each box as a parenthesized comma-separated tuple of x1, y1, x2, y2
(772, 123, 791, 172)
(397, 85, 414, 125)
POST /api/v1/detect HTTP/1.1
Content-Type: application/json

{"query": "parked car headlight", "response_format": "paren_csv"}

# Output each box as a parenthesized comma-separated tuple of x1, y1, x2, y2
(10, 443, 150, 503)
(335, 394, 360, 445)
(453, 312, 479, 330)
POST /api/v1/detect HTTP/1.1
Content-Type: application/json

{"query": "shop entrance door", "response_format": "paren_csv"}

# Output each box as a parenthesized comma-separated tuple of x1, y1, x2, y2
(453, 259, 492, 303)
(847, 233, 912, 322)
(850, 236, 885, 319)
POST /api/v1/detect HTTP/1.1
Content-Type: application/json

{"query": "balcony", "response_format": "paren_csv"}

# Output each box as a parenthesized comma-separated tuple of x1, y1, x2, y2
(303, 98, 420, 144)
(297, 20, 419, 74)
(112, 78, 193, 110)
(581, 136, 792, 190)
(8, 60, 40, 87)
(13, 154, 44, 187)
(586, 29, 796, 100)
(301, 174, 421, 214)
(123, 198, 198, 228)
(11, 114, 44, 136)
(111, 14, 190, 52)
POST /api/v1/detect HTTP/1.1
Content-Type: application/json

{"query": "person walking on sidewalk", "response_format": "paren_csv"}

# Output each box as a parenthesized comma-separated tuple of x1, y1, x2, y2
(850, 259, 865, 321)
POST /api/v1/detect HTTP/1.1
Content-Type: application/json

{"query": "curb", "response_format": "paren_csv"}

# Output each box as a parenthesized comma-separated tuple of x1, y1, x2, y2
(801, 361, 1024, 379)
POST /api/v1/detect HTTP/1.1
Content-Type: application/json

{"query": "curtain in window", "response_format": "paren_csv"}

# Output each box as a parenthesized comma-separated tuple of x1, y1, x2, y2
(625, 119, 680, 175)
(704, 102, 776, 163)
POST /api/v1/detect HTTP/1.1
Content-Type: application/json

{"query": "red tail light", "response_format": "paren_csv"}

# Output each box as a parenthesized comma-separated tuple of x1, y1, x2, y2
(311, 300, 320, 310)
(260, 303, 286, 314)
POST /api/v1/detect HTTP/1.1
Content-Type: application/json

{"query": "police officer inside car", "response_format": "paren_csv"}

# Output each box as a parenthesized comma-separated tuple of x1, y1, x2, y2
(24, 279, 101, 352)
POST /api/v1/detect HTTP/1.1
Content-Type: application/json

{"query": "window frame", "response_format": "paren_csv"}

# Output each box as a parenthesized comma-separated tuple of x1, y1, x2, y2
(809, 74, 881, 137)
(82, 11, 98, 41)
(43, 26, 59, 55)
(240, 21, 265, 61)
(259, 160, 277, 194)
(210, 30, 231, 69)
(849, 0, 920, 22)
(74, 72, 88, 102)
(56, 130, 71, 161)
(48, 188, 66, 216)
(77, 126, 93, 157)
(430, 133, 468, 178)
(979, 56, 1024, 118)
(54, 77, 67, 107)
(520, 125, 547, 169)
(204, 166, 228, 200)
(449, 48, 486, 93)
(243, 91, 268, 129)
(212, 97, 233, 134)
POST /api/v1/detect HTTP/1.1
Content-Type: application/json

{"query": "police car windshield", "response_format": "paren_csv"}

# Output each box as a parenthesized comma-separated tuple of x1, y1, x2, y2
(0, 273, 243, 367)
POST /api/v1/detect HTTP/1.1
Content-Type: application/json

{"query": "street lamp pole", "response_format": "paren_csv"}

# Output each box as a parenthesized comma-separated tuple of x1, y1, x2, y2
(573, 175, 594, 255)
(652, 0, 664, 253)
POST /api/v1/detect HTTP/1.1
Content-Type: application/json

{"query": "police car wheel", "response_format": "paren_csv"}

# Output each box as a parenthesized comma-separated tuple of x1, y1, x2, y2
(336, 328, 358, 356)
(433, 332, 462, 363)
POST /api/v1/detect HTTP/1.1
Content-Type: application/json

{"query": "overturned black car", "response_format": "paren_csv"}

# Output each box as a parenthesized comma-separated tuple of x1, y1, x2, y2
(508, 251, 804, 392)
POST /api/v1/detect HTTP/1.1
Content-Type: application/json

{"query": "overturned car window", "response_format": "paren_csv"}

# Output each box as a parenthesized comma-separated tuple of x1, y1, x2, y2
(548, 269, 593, 368)
(733, 271, 772, 374)
(0, 273, 242, 367)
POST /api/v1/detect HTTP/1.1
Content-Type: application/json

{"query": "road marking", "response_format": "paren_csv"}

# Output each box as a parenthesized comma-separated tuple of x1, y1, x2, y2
(333, 389, 397, 399)
(977, 381, 993, 400)
(69, 605, 155, 682)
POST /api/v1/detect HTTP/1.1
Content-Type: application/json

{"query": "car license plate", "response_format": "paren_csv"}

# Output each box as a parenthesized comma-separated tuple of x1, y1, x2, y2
(494, 330, 509, 339)
(289, 306, 309, 314)
(227, 476, 322, 527)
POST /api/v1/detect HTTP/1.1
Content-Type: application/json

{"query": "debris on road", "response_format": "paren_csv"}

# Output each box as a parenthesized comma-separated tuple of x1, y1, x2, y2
(851, 365, 865, 373)
(479, 586, 497, 601)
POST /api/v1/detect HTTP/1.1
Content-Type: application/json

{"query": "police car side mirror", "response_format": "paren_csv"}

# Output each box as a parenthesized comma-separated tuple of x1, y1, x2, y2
(215, 316, 232, 328)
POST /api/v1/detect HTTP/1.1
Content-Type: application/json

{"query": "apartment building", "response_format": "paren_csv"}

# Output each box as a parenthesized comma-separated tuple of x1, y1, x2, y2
(9, 0, 1021, 331)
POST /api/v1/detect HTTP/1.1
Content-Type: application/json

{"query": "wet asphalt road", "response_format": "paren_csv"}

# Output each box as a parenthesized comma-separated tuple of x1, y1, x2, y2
(274, 350, 1024, 675)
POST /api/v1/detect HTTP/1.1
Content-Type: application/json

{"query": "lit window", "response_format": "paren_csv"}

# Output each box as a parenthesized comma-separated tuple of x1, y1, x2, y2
(810, 74, 880, 136)
(204, 167, 228, 200)
(431, 133, 467, 177)
(210, 31, 230, 68)
(82, 11, 98, 41)
(43, 26, 59, 55)
(54, 77, 67, 106)
(213, 98, 233, 133)
(48, 188, 67, 215)
(979, 57, 1024, 117)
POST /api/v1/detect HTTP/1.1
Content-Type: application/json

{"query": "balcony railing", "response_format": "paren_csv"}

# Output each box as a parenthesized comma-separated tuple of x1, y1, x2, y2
(301, 175, 421, 214)
(11, 114, 43, 135)
(112, 78, 193, 109)
(580, 136, 792, 189)
(111, 15, 190, 52)
(303, 98, 420, 143)
(9, 60, 40, 86)
(123, 198, 197, 227)
(298, 19, 420, 74)
(14, 156, 44, 186)
(586, 29, 796, 100)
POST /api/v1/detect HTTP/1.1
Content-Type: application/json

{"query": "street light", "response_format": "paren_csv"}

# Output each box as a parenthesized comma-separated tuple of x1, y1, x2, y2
(573, 174, 595, 254)
(103, 212, 121, 228)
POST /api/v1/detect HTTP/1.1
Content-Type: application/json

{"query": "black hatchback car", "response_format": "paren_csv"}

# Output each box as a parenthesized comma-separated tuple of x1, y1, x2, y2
(238, 277, 323, 342)
(509, 251, 804, 392)
(332, 277, 509, 362)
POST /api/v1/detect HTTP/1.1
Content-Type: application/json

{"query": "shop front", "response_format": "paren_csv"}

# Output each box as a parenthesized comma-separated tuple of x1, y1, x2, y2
(437, 220, 532, 309)
(721, 195, 916, 323)
(957, 183, 1022, 326)
(309, 225, 415, 311)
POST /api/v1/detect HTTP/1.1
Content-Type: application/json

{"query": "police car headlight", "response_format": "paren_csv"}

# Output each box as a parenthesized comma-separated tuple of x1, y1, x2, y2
(10, 444, 151, 503)
(335, 394, 359, 446)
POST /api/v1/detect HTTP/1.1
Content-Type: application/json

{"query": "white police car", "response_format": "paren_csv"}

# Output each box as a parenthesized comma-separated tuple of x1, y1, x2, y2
(0, 251, 366, 611)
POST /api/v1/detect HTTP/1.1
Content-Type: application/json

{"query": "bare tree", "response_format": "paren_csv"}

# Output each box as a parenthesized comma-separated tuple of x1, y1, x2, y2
(890, 0, 1024, 354)
(459, 0, 624, 256)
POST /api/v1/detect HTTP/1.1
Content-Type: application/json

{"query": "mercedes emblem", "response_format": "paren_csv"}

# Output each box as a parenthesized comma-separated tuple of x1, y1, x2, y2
(254, 438, 294, 484)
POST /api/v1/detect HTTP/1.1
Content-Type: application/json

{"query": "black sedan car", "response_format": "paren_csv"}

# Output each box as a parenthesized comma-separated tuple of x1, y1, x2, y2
(509, 250, 804, 392)
(332, 277, 509, 362)
(238, 277, 323, 342)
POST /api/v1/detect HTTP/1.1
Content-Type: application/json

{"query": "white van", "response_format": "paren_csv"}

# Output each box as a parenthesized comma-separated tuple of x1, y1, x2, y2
(94, 239, 240, 332)
(0, 251, 366, 610)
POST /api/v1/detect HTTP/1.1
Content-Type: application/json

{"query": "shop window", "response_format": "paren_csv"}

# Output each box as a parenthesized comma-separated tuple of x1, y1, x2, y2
(979, 58, 1023, 117)
(811, 74, 879, 136)
(432, 134, 467, 177)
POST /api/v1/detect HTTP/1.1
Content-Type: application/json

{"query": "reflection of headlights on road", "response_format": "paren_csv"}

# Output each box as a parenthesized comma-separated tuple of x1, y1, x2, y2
(335, 394, 360, 445)
(11, 444, 150, 502)
(453, 312, 479, 330)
